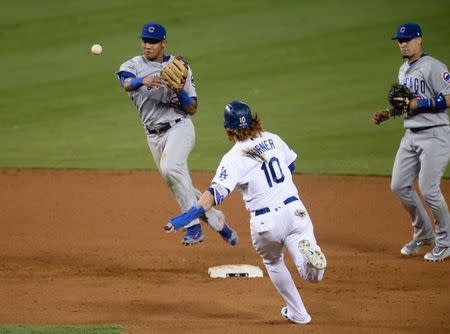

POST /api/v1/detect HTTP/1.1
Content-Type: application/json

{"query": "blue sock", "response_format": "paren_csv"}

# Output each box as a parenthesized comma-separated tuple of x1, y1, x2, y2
(219, 224, 237, 245)
(186, 224, 202, 234)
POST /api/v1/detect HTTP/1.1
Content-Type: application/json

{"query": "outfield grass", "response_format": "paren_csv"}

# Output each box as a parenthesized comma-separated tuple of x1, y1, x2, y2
(0, 0, 449, 175)
(0, 325, 123, 334)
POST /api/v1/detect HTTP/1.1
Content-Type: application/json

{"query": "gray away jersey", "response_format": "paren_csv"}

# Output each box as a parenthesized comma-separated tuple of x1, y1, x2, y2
(117, 55, 197, 127)
(398, 55, 450, 128)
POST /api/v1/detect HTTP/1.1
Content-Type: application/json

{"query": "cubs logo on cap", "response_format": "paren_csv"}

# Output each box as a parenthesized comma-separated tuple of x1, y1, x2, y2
(140, 23, 167, 40)
(392, 23, 422, 40)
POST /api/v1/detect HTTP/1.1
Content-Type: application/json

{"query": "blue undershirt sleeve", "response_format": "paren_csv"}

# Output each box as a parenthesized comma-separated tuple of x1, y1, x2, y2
(288, 162, 295, 173)
(116, 71, 136, 87)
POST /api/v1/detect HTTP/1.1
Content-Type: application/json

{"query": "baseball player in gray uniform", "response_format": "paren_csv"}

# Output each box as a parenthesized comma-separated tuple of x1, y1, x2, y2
(372, 23, 450, 262)
(116, 22, 234, 246)
(164, 101, 327, 324)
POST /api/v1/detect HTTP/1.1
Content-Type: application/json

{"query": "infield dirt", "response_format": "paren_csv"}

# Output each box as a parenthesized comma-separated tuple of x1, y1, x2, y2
(1, 169, 449, 334)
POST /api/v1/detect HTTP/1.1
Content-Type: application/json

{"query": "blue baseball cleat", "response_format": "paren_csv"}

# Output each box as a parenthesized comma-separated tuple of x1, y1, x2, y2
(181, 224, 204, 246)
(218, 224, 238, 246)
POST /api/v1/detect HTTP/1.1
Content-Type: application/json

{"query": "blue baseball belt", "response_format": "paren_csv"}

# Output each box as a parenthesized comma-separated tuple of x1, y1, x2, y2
(254, 196, 299, 216)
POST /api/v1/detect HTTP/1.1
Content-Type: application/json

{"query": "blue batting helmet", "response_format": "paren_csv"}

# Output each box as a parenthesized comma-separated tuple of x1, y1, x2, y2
(224, 100, 253, 130)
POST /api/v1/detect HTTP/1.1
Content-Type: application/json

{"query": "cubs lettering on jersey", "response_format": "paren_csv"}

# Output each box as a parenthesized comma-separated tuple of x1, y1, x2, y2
(399, 55, 450, 128)
(402, 77, 426, 95)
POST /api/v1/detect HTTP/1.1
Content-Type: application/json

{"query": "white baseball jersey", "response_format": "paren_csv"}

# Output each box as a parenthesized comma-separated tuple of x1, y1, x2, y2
(210, 130, 324, 322)
(116, 55, 196, 128)
(211, 131, 298, 212)
(399, 54, 450, 128)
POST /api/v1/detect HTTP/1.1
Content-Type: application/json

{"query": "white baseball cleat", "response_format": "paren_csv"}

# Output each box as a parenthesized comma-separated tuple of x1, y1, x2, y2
(281, 306, 311, 324)
(298, 240, 327, 269)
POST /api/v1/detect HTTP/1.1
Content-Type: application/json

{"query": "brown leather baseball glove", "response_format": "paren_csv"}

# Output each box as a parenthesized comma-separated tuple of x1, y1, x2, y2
(161, 57, 188, 92)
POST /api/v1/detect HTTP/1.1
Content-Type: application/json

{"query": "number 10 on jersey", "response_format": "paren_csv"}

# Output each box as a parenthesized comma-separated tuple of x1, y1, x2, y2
(261, 157, 285, 187)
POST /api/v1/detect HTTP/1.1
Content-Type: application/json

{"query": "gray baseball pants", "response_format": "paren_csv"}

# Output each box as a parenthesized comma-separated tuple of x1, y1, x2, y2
(147, 117, 200, 228)
(391, 126, 450, 247)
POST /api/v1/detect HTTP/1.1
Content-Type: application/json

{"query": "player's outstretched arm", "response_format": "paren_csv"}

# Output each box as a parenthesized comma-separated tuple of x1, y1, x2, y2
(123, 76, 167, 92)
(164, 191, 215, 232)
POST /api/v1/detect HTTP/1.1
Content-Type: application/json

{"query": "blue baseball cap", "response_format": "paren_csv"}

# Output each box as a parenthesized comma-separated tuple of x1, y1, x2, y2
(140, 23, 166, 40)
(392, 23, 422, 40)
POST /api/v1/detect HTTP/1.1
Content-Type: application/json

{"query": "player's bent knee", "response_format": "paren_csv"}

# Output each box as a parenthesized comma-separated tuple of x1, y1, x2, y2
(390, 182, 413, 199)
(390, 181, 403, 195)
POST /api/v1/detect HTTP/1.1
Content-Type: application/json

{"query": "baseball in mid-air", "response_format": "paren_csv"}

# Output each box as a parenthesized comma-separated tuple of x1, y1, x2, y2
(91, 44, 102, 55)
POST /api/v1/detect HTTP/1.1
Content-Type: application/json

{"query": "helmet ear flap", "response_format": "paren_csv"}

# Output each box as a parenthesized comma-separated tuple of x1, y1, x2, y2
(223, 100, 253, 130)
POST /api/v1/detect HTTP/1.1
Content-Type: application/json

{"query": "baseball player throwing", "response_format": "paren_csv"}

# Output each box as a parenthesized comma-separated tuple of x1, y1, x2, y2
(372, 23, 450, 262)
(116, 22, 232, 246)
(164, 101, 327, 323)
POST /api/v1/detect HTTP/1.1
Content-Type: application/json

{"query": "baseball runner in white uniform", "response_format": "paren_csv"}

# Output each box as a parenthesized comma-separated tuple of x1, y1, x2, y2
(372, 23, 450, 261)
(164, 101, 327, 324)
(116, 22, 234, 246)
